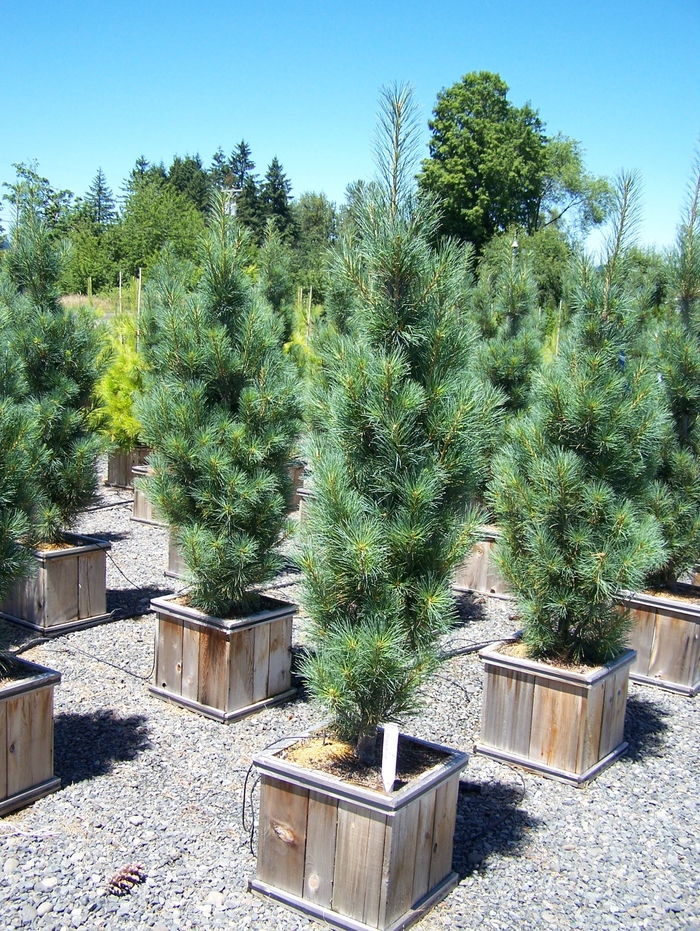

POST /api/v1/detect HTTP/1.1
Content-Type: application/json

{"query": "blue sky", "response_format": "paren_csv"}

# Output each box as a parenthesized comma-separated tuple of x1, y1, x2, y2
(2, 0, 699, 251)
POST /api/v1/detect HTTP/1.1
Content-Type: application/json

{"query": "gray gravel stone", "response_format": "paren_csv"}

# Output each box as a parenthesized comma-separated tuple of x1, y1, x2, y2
(0, 473, 698, 930)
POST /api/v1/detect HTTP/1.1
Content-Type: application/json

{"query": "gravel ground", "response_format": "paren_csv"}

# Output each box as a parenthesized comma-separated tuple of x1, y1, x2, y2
(1, 473, 699, 931)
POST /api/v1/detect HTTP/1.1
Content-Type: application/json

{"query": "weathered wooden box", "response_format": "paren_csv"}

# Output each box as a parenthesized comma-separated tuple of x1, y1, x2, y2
(476, 642, 636, 785)
(164, 531, 185, 579)
(453, 526, 511, 599)
(0, 658, 61, 816)
(106, 446, 150, 488)
(0, 534, 111, 635)
(249, 732, 468, 931)
(131, 465, 165, 526)
(618, 589, 700, 695)
(149, 594, 297, 723)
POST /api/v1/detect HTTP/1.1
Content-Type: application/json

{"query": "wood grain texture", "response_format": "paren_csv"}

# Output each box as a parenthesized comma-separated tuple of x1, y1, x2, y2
(257, 775, 309, 897)
(303, 789, 338, 907)
(78, 551, 106, 619)
(45, 556, 79, 627)
(481, 666, 535, 757)
(198, 624, 229, 710)
(0, 701, 7, 800)
(268, 615, 292, 696)
(252, 622, 271, 704)
(411, 786, 437, 905)
(155, 615, 184, 695)
(6, 686, 54, 796)
(181, 621, 200, 702)
(598, 666, 629, 760)
(333, 801, 388, 926)
(228, 626, 254, 712)
(428, 775, 459, 893)
(648, 608, 699, 687)
(625, 603, 657, 677)
(379, 799, 420, 928)
(530, 677, 584, 773)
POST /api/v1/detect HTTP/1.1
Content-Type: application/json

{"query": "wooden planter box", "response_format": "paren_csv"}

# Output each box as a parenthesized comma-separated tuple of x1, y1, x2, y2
(249, 731, 468, 931)
(288, 461, 305, 512)
(149, 593, 297, 723)
(131, 465, 165, 526)
(297, 486, 315, 524)
(0, 534, 111, 635)
(164, 531, 186, 579)
(453, 526, 511, 599)
(476, 642, 636, 785)
(106, 446, 150, 488)
(0, 658, 61, 816)
(617, 589, 700, 695)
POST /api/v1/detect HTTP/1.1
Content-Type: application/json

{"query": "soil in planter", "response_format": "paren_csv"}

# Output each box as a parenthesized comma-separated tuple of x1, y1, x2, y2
(644, 583, 700, 604)
(281, 731, 449, 793)
(0, 654, 34, 686)
(497, 638, 602, 675)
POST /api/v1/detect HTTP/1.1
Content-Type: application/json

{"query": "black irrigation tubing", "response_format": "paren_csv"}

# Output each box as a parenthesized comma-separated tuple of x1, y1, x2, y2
(82, 498, 134, 512)
(39, 638, 158, 683)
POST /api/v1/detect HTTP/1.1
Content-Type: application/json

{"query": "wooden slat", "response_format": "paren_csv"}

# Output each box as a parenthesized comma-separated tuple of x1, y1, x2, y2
(252, 622, 271, 704)
(303, 789, 339, 907)
(333, 800, 387, 926)
(626, 603, 656, 677)
(484, 541, 509, 596)
(379, 799, 420, 928)
(648, 608, 699, 689)
(45, 555, 79, 628)
(155, 615, 184, 695)
(18, 565, 45, 626)
(579, 676, 605, 774)
(198, 624, 229, 710)
(228, 626, 254, 712)
(257, 775, 309, 897)
(180, 621, 200, 702)
(78, 551, 106, 619)
(530, 676, 584, 773)
(411, 784, 437, 904)
(598, 666, 629, 759)
(480, 666, 534, 757)
(427, 775, 459, 892)
(0, 700, 7, 801)
(7, 686, 54, 797)
(268, 615, 292, 697)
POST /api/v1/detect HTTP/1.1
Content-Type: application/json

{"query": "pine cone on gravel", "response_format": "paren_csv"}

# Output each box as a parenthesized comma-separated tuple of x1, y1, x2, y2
(106, 863, 147, 896)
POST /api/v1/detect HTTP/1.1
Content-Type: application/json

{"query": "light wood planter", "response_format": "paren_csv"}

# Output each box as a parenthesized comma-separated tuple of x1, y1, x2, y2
(149, 593, 297, 723)
(249, 732, 468, 931)
(476, 642, 636, 785)
(0, 534, 111, 635)
(288, 461, 305, 512)
(131, 466, 165, 526)
(165, 531, 186, 579)
(453, 526, 511, 599)
(106, 446, 150, 488)
(617, 589, 700, 696)
(0, 658, 61, 816)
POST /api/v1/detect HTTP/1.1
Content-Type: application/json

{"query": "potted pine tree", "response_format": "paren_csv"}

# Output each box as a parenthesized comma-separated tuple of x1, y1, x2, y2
(138, 198, 302, 722)
(619, 152, 700, 694)
(0, 332, 61, 814)
(249, 86, 499, 931)
(0, 199, 111, 635)
(478, 175, 669, 784)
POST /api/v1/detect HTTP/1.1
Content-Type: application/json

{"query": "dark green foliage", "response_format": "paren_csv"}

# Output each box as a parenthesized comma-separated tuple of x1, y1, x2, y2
(1, 206, 105, 542)
(489, 177, 669, 664)
(257, 220, 295, 340)
(260, 157, 293, 237)
(418, 72, 609, 253)
(300, 85, 503, 753)
(83, 168, 117, 228)
(166, 154, 211, 214)
(136, 196, 301, 617)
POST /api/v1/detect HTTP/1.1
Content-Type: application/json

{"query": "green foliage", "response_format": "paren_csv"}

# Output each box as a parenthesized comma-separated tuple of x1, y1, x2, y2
(1, 206, 105, 542)
(166, 154, 211, 214)
(489, 179, 669, 664)
(418, 72, 609, 253)
(257, 220, 295, 340)
(93, 312, 146, 450)
(136, 195, 302, 616)
(300, 84, 503, 755)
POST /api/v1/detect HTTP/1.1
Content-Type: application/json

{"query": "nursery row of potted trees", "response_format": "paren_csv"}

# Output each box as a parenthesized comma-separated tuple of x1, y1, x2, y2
(1, 91, 700, 931)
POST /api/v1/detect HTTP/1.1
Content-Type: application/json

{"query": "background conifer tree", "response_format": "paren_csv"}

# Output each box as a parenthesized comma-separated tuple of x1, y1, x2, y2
(489, 174, 669, 663)
(299, 84, 502, 762)
(136, 194, 301, 617)
(0, 204, 105, 542)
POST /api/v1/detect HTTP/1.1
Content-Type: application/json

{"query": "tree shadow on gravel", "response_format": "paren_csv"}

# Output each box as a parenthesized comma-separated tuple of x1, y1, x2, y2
(106, 584, 177, 618)
(454, 591, 489, 626)
(79, 529, 130, 545)
(452, 777, 542, 877)
(54, 710, 152, 785)
(621, 693, 670, 762)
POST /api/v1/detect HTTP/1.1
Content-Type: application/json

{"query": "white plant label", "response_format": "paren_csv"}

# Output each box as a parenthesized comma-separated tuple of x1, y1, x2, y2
(382, 723, 400, 793)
